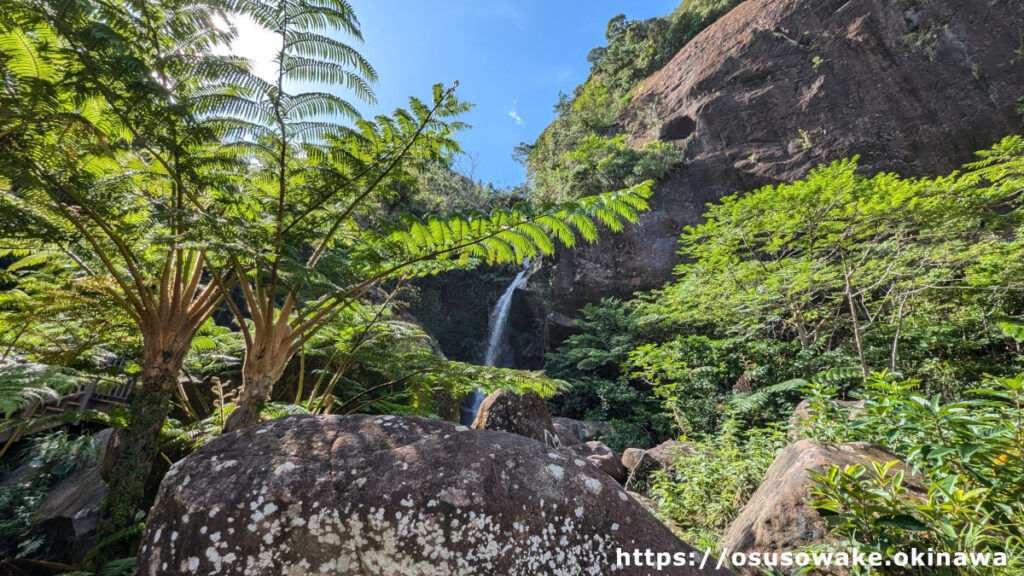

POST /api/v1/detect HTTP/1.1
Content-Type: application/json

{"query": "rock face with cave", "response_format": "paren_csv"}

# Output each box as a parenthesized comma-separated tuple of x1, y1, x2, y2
(532, 0, 1024, 337)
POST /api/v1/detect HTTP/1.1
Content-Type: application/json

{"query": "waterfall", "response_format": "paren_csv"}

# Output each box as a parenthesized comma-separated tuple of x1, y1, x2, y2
(459, 261, 531, 425)
(483, 265, 530, 366)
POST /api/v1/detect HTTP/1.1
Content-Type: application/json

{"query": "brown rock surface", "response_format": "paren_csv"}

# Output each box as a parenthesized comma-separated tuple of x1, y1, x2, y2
(545, 0, 1024, 317)
(721, 439, 923, 575)
(472, 389, 560, 447)
(622, 448, 646, 471)
(136, 414, 729, 575)
(569, 441, 629, 484)
(624, 441, 692, 494)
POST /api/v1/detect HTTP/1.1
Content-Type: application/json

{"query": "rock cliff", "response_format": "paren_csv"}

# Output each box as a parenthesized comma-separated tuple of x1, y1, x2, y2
(541, 0, 1024, 329)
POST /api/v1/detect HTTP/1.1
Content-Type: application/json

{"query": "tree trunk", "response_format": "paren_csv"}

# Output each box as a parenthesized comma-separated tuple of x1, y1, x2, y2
(843, 261, 869, 379)
(224, 337, 293, 433)
(223, 373, 276, 433)
(93, 367, 176, 563)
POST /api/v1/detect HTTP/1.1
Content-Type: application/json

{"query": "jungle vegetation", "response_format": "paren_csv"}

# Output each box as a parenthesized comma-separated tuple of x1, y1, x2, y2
(2, 0, 1023, 573)
(0, 0, 653, 567)
(548, 138, 1024, 572)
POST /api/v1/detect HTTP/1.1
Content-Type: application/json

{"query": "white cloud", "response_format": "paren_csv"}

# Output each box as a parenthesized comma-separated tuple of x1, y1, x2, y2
(508, 100, 523, 126)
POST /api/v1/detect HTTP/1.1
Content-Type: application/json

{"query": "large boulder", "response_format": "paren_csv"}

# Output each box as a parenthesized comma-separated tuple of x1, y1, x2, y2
(472, 390, 560, 447)
(569, 441, 629, 484)
(722, 440, 923, 575)
(552, 417, 615, 444)
(137, 415, 728, 575)
(624, 441, 692, 494)
(621, 448, 646, 471)
(539, 0, 1024, 325)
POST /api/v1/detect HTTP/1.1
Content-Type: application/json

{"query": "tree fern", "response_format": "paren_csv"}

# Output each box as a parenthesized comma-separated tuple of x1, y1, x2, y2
(730, 366, 865, 413)
(0, 363, 85, 417)
(0, 26, 59, 82)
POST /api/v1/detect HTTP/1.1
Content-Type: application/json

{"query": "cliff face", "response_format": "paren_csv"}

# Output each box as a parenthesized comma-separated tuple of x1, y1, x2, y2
(541, 0, 1024, 327)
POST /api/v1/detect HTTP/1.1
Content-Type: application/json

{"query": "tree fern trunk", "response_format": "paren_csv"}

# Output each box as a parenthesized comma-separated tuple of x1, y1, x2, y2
(223, 374, 275, 433)
(93, 367, 175, 564)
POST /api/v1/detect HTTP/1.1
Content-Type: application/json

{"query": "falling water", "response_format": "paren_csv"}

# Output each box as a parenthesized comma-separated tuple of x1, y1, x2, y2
(459, 261, 531, 425)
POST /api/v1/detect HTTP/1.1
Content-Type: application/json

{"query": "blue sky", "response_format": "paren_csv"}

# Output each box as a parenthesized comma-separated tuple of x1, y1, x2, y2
(231, 1, 680, 187)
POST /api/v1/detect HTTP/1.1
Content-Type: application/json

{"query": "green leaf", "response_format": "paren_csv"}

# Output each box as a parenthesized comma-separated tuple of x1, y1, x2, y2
(875, 515, 930, 531)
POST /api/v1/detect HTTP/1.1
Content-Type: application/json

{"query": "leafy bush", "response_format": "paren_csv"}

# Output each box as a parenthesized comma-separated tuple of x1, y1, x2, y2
(649, 416, 785, 549)
(546, 138, 1024, 452)
(528, 133, 682, 201)
(545, 300, 677, 450)
(804, 373, 1024, 574)
(661, 139, 1024, 396)
(628, 335, 809, 434)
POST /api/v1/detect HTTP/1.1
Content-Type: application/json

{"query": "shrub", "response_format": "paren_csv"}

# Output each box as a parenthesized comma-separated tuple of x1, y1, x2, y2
(649, 416, 785, 549)
(805, 373, 1024, 574)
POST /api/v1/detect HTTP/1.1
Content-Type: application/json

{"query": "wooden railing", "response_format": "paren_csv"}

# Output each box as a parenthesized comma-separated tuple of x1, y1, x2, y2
(0, 381, 134, 446)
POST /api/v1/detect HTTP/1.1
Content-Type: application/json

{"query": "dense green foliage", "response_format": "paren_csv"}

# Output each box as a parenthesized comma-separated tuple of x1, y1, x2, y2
(805, 372, 1024, 574)
(516, 0, 740, 201)
(544, 298, 677, 451)
(547, 137, 1024, 568)
(649, 417, 784, 549)
(2, 0, 1023, 571)
(0, 0, 656, 566)
(553, 137, 1024, 443)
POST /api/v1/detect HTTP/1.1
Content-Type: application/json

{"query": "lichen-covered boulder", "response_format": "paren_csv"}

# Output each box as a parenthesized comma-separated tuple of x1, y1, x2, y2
(137, 414, 727, 575)
(722, 440, 923, 575)
(624, 441, 692, 494)
(569, 441, 628, 484)
(471, 389, 559, 447)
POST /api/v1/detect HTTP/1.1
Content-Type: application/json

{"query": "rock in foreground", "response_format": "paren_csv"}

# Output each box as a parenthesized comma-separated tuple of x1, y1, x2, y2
(472, 389, 559, 447)
(722, 440, 923, 575)
(137, 414, 727, 575)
